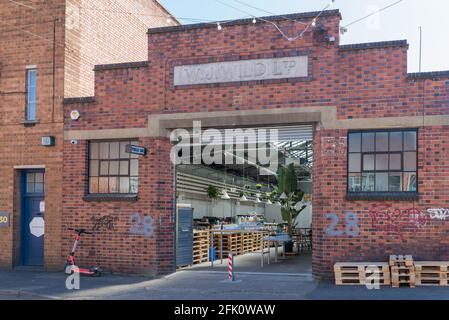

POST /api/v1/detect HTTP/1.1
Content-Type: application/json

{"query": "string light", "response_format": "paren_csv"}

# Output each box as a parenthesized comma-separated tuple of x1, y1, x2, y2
(217, 22, 222, 30)
(252, 18, 257, 24)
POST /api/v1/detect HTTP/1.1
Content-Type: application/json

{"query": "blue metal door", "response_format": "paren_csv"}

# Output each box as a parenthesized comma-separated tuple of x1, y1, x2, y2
(176, 207, 193, 267)
(21, 171, 45, 266)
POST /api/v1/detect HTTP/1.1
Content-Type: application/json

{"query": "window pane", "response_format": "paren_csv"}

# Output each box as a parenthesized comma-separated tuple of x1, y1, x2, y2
(120, 142, 130, 158)
(26, 182, 34, 193)
(130, 159, 139, 176)
(35, 182, 44, 193)
(389, 154, 401, 170)
(348, 133, 361, 152)
(130, 177, 138, 193)
(27, 173, 35, 183)
(404, 131, 417, 151)
(389, 173, 402, 191)
(27, 102, 36, 121)
(375, 154, 388, 170)
(363, 154, 375, 171)
(348, 154, 361, 172)
(99, 142, 109, 159)
(375, 173, 388, 191)
(362, 173, 375, 191)
(109, 161, 119, 175)
(98, 177, 109, 193)
(89, 143, 99, 159)
(100, 161, 109, 175)
(348, 174, 361, 192)
(119, 177, 130, 193)
(119, 160, 129, 175)
(27, 69, 36, 120)
(375, 132, 388, 151)
(389, 132, 402, 151)
(110, 142, 120, 159)
(89, 160, 99, 176)
(109, 177, 119, 193)
(403, 172, 417, 191)
(35, 173, 43, 183)
(404, 152, 417, 171)
(89, 177, 99, 193)
(362, 132, 375, 152)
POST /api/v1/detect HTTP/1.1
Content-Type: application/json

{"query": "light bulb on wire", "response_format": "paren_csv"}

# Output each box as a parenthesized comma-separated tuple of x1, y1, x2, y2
(311, 19, 316, 27)
(217, 22, 222, 31)
(166, 17, 172, 24)
(252, 18, 257, 24)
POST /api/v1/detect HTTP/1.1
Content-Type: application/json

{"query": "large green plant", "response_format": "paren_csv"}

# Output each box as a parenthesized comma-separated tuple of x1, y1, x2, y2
(276, 163, 307, 236)
(207, 185, 220, 200)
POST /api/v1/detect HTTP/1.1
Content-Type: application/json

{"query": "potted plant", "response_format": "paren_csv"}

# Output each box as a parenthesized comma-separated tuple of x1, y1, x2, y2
(207, 185, 220, 200)
(276, 163, 307, 252)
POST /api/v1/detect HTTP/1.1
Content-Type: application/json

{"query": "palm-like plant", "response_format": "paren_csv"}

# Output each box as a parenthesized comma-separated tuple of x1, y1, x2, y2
(276, 163, 307, 236)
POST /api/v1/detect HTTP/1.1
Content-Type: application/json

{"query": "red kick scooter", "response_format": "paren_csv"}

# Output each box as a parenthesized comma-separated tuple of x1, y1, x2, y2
(65, 228, 102, 276)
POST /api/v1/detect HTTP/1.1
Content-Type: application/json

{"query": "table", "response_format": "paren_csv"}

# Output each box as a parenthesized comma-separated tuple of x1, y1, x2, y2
(260, 234, 291, 267)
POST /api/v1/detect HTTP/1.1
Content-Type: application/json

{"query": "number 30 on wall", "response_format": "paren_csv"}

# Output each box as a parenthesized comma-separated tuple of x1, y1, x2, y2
(325, 212, 360, 237)
(0, 212, 9, 228)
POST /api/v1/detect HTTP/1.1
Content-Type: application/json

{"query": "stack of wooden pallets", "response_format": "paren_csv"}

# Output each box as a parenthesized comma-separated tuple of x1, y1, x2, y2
(192, 230, 210, 265)
(390, 255, 415, 288)
(414, 261, 449, 286)
(334, 262, 391, 285)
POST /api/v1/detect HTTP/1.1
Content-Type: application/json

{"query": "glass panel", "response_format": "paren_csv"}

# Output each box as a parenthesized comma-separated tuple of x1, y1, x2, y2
(99, 142, 109, 159)
(403, 172, 417, 191)
(362, 132, 375, 152)
(348, 133, 361, 152)
(375, 132, 388, 151)
(89, 177, 99, 193)
(34, 173, 44, 183)
(130, 177, 138, 193)
(389, 173, 402, 191)
(98, 177, 109, 193)
(389, 154, 401, 170)
(26, 173, 35, 183)
(109, 177, 119, 193)
(404, 152, 417, 171)
(89, 160, 99, 176)
(119, 160, 129, 176)
(375, 154, 388, 170)
(348, 174, 361, 192)
(26, 181, 34, 193)
(119, 177, 130, 193)
(389, 132, 402, 151)
(89, 143, 99, 159)
(363, 154, 375, 171)
(404, 131, 417, 151)
(27, 102, 36, 121)
(120, 142, 130, 158)
(361, 173, 375, 191)
(375, 173, 388, 191)
(100, 161, 109, 175)
(27, 69, 36, 120)
(34, 182, 44, 193)
(109, 161, 119, 175)
(130, 159, 139, 176)
(109, 142, 120, 159)
(348, 154, 361, 172)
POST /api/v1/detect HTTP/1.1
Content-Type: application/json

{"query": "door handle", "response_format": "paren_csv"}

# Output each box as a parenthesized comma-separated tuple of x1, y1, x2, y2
(182, 229, 189, 232)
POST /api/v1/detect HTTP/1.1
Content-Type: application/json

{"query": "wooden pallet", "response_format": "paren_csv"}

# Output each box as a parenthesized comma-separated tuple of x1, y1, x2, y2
(334, 262, 391, 285)
(193, 230, 210, 264)
(415, 261, 449, 286)
(389, 255, 414, 267)
(391, 266, 416, 288)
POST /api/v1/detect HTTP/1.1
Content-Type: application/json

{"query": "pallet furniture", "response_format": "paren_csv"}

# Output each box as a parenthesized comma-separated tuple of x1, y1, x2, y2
(390, 255, 415, 288)
(334, 262, 391, 285)
(193, 230, 210, 265)
(414, 261, 449, 286)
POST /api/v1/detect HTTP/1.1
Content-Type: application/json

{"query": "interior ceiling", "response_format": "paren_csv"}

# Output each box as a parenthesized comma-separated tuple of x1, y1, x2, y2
(176, 140, 313, 185)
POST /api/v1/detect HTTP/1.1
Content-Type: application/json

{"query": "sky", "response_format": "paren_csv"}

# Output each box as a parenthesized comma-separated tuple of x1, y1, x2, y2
(158, 0, 449, 73)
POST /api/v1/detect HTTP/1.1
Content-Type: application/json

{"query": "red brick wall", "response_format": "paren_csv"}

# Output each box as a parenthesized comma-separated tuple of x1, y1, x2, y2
(0, 0, 66, 270)
(63, 11, 449, 276)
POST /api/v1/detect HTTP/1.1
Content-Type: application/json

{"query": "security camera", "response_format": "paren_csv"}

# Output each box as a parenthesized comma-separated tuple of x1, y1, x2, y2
(71, 139, 78, 145)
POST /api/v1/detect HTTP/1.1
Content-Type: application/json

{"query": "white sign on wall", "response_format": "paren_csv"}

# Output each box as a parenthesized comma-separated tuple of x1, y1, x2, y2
(174, 56, 308, 86)
(29, 217, 45, 238)
(39, 201, 45, 213)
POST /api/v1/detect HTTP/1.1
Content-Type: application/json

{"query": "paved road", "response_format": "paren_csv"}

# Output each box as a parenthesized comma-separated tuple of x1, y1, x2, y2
(1, 267, 449, 300)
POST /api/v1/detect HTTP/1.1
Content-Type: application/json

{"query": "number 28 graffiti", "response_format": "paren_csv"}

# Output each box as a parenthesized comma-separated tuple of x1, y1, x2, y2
(129, 213, 154, 238)
(326, 212, 360, 237)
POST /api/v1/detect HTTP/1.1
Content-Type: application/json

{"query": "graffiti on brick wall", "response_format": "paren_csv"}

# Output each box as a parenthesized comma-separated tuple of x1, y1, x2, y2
(427, 208, 449, 221)
(325, 212, 360, 237)
(91, 215, 118, 231)
(321, 137, 347, 156)
(369, 203, 429, 240)
(129, 213, 154, 238)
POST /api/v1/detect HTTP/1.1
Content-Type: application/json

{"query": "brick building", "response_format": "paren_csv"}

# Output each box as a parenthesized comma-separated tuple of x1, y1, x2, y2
(63, 9, 449, 277)
(0, 0, 175, 270)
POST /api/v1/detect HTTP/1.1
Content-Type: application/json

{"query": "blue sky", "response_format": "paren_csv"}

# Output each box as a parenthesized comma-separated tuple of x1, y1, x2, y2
(158, 0, 449, 72)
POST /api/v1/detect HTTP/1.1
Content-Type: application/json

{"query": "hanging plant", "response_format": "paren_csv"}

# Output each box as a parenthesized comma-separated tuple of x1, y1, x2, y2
(207, 185, 220, 200)
(255, 183, 263, 190)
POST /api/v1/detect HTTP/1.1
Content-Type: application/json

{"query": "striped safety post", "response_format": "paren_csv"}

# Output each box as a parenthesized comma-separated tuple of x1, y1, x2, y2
(228, 253, 235, 281)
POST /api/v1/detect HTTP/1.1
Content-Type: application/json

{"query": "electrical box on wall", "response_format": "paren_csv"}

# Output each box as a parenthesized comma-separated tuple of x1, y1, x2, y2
(41, 136, 55, 146)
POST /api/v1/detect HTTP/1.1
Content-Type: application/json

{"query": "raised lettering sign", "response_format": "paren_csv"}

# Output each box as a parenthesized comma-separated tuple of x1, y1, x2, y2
(174, 56, 308, 86)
